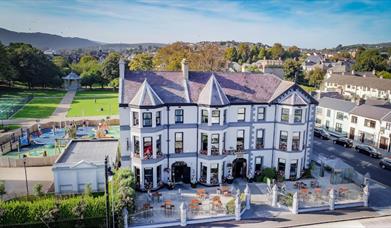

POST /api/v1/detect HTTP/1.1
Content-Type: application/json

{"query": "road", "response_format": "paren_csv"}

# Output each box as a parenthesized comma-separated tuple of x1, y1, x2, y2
(312, 137, 391, 187)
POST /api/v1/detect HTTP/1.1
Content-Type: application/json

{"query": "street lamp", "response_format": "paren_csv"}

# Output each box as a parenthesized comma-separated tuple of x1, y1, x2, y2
(104, 155, 115, 228)
(23, 156, 29, 199)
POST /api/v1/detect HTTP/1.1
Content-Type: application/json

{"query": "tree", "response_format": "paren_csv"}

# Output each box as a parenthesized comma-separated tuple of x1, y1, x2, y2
(257, 47, 267, 60)
(7, 43, 62, 88)
(286, 46, 300, 59)
(0, 42, 15, 85)
(71, 55, 104, 88)
(72, 200, 87, 220)
(188, 43, 226, 71)
(249, 45, 259, 63)
(33, 184, 43, 197)
(0, 181, 6, 200)
(353, 49, 387, 71)
(283, 58, 304, 82)
(305, 67, 325, 88)
(153, 42, 191, 71)
(224, 47, 238, 62)
(52, 56, 70, 76)
(102, 52, 120, 83)
(270, 43, 285, 60)
(129, 53, 153, 71)
(237, 43, 250, 64)
(109, 78, 119, 90)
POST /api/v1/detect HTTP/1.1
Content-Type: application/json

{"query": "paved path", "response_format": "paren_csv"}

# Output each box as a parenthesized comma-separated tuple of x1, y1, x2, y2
(50, 90, 76, 119)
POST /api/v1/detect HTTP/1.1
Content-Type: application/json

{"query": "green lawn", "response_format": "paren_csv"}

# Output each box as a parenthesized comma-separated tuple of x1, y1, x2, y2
(0, 86, 65, 99)
(299, 85, 317, 93)
(67, 90, 118, 117)
(12, 97, 63, 119)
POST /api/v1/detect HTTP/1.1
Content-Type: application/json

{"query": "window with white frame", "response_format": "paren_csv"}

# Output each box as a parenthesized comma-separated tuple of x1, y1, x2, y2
(238, 107, 246, 121)
(335, 123, 343, 133)
(175, 132, 183, 153)
(201, 110, 208, 123)
(133, 112, 139, 126)
(351, 116, 358, 124)
(336, 112, 344, 120)
(255, 157, 263, 173)
(143, 112, 152, 127)
(237, 130, 245, 151)
(134, 136, 140, 157)
(175, 109, 184, 123)
(211, 134, 219, 155)
(256, 129, 264, 149)
(294, 109, 302, 123)
(156, 111, 161, 126)
(292, 132, 300, 151)
(211, 110, 220, 124)
(279, 131, 288, 151)
(200, 133, 208, 154)
(143, 137, 153, 159)
(326, 109, 331, 117)
(364, 119, 376, 128)
(281, 108, 289, 122)
(257, 107, 265, 121)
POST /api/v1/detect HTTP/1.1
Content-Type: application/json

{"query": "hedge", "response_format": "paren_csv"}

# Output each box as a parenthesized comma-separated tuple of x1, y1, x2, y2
(0, 195, 105, 225)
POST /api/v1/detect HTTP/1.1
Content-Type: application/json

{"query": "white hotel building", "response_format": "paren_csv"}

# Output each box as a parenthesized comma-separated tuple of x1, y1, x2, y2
(118, 59, 318, 190)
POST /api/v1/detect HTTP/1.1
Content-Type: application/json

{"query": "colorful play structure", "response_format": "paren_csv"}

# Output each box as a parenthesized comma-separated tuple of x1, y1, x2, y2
(0, 119, 118, 158)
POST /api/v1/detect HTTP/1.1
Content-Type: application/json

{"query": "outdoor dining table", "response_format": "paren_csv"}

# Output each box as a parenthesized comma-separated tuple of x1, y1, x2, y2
(152, 191, 162, 203)
(161, 200, 175, 216)
(142, 203, 153, 218)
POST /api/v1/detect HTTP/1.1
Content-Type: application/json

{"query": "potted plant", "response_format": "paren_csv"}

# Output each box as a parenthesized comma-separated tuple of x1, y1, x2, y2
(167, 178, 175, 190)
(226, 175, 234, 184)
(191, 175, 197, 188)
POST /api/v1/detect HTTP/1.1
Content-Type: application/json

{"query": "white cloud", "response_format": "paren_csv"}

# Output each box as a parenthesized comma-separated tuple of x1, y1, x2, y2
(0, 0, 389, 48)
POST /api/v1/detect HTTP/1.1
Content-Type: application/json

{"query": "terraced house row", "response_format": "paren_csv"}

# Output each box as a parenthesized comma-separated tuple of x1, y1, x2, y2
(118, 59, 318, 191)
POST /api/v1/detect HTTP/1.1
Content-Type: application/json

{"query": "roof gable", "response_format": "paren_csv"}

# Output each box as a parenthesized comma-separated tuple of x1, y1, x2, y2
(279, 93, 307, 106)
(270, 83, 318, 105)
(198, 74, 230, 106)
(129, 79, 164, 107)
(70, 160, 98, 169)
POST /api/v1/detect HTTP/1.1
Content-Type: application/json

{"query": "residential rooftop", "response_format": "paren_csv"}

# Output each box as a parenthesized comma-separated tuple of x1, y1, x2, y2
(324, 75, 391, 91)
(121, 71, 318, 106)
(318, 97, 356, 113)
(350, 104, 391, 120)
(55, 139, 118, 165)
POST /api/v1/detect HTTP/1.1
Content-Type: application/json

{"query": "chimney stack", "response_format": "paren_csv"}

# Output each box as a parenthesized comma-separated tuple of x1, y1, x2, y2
(181, 58, 189, 81)
(119, 58, 125, 80)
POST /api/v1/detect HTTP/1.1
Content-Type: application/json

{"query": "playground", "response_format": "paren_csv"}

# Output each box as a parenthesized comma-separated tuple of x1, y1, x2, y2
(0, 120, 120, 159)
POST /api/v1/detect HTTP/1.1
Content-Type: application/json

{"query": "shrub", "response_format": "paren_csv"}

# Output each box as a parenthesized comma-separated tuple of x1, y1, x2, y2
(0, 195, 105, 225)
(33, 184, 44, 197)
(0, 181, 6, 200)
(84, 184, 92, 197)
(225, 193, 245, 214)
(279, 193, 293, 207)
(255, 168, 276, 183)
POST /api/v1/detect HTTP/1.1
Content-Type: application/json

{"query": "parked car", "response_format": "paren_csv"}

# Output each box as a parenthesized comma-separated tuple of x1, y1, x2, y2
(379, 157, 391, 169)
(355, 144, 382, 158)
(333, 137, 353, 148)
(314, 128, 330, 139)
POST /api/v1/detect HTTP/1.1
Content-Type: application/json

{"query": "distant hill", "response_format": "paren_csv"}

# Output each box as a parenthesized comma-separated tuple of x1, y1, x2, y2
(0, 27, 165, 51)
(334, 42, 391, 51)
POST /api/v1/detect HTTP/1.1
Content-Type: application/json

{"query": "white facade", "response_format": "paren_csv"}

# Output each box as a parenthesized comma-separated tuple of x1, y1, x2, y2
(316, 107, 350, 135)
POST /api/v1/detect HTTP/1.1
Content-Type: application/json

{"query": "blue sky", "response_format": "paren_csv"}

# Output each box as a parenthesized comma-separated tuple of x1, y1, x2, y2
(0, 0, 390, 48)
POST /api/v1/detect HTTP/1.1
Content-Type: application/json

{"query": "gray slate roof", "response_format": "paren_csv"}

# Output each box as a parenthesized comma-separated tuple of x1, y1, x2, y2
(130, 79, 164, 106)
(324, 75, 391, 91)
(62, 72, 80, 80)
(318, 97, 356, 113)
(56, 139, 118, 164)
(280, 93, 307, 106)
(350, 104, 391, 120)
(198, 74, 230, 106)
(122, 71, 317, 106)
(383, 112, 391, 122)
